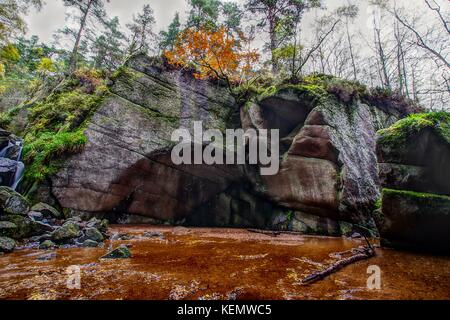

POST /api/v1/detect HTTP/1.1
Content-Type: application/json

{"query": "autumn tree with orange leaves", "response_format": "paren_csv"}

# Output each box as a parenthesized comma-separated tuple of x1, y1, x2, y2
(164, 26, 259, 96)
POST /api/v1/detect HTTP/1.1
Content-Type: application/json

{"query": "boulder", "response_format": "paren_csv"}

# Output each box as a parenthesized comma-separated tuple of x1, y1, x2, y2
(101, 245, 131, 259)
(0, 186, 30, 216)
(51, 221, 81, 243)
(0, 158, 18, 187)
(84, 227, 104, 242)
(0, 236, 15, 253)
(30, 203, 61, 219)
(1, 215, 33, 239)
(376, 112, 450, 253)
(0, 221, 17, 238)
(377, 112, 450, 196)
(377, 189, 450, 253)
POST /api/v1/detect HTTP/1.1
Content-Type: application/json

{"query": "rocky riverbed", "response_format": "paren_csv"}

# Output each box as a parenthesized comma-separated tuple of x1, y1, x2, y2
(0, 225, 449, 300)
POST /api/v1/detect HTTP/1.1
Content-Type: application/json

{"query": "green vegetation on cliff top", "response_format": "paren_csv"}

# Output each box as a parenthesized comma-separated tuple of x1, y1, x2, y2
(377, 111, 450, 147)
(239, 74, 420, 117)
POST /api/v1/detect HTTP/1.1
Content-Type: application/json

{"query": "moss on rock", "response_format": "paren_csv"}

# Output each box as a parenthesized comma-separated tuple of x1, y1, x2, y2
(0, 70, 108, 186)
(378, 111, 450, 149)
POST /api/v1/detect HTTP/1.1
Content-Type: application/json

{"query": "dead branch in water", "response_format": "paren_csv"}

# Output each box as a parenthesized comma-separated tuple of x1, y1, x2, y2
(300, 246, 376, 285)
(247, 229, 281, 237)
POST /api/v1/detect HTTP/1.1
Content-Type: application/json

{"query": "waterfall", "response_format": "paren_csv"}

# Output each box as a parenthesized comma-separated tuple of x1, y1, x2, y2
(0, 137, 25, 191)
(11, 161, 25, 190)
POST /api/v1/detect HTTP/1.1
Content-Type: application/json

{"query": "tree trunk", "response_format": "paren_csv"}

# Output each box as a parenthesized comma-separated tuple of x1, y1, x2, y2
(268, 9, 279, 74)
(346, 21, 358, 81)
(69, 0, 95, 73)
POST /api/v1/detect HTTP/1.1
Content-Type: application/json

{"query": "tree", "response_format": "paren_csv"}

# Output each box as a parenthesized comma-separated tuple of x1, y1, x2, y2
(187, 0, 222, 29)
(126, 4, 156, 55)
(0, 0, 42, 44)
(245, 0, 321, 73)
(393, 0, 449, 68)
(159, 13, 182, 51)
(91, 17, 126, 71)
(164, 26, 259, 95)
(222, 2, 244, 33)
(62, 0, 110, 72)
(273, 6, 344, 79)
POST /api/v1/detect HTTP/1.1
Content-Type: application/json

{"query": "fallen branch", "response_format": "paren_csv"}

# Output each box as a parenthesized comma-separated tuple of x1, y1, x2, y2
(247, 229, 281, 237)
(300, 246, 375, 285)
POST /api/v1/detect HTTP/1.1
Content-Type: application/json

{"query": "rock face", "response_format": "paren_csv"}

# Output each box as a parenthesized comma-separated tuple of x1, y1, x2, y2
(242, 87, 399, 231)
(376, 112, 450, 253)
(32, 55, 411, 235)
(51, 55, 241, 223)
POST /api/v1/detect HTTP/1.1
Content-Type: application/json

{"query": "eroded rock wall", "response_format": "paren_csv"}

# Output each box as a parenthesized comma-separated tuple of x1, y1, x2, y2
(241, 88, 399, 230)
(51, 55, 242, 222)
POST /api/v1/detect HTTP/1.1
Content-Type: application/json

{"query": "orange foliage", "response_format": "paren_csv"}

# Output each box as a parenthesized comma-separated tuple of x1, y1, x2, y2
(164, 26, 259, 85)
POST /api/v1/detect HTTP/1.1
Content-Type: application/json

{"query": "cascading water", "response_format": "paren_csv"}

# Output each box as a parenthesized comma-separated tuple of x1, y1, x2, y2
(0, 137, 25, 190)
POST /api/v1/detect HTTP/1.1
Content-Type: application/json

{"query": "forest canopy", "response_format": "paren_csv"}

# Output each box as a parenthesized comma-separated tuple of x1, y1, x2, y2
(0, 0, 448, 110)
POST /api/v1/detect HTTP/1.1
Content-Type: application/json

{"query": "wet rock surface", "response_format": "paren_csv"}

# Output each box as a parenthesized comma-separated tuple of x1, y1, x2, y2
(0, 192, 109, 254)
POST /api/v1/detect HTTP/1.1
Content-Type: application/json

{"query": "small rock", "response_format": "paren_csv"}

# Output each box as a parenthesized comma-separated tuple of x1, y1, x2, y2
(101, 245, 131, 259)
(85, 227, 104, 242)
(351, 232, 362, 239)
(30, 233, 52, 243)
(36, 253, 56, 261)
(28, 211, 44, 221)
(110, 233, 134, 241)
(143, 231, 163, 238)
(30, 203, 61, 219)
(0, 236, 16, 253)
(86, 217, 101, 228)
(52, 221, 81, 243)
(39, 240, 56, 250)
(81, 239, 99, 248)
(32, 221, 56, 235)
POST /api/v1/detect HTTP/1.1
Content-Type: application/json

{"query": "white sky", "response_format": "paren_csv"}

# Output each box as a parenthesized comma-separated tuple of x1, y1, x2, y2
(24, 0, 360, 43)
(23, 0, 449, 49)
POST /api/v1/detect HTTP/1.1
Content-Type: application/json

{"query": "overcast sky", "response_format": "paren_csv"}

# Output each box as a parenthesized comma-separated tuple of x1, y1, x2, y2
(24, 0, 363, 43)
(23, 0, 448, 47)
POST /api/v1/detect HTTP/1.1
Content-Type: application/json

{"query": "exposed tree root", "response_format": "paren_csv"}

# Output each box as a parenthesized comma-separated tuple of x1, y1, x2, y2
(300, 246, 376, 285)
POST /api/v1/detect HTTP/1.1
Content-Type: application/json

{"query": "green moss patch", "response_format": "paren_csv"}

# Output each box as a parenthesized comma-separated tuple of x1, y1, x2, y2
(22, 130, 87, 181)
(383, 188, 450, 209)
(378, 111, 450, 148)
(0, 69, 108, 185)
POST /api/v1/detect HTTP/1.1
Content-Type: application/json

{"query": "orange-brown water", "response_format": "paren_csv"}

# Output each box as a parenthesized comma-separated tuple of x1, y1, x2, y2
(0, 225, 449, 300)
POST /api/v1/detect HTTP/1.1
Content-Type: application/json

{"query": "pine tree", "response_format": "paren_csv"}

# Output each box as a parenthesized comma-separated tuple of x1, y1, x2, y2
(245, 0, 321, 73)
(0, 0, 42, 44)
(91, 16, 126, 71)
(62, 0, 109, 72)
(126, 4, 156, 56)
(159, 13, 181, 52)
